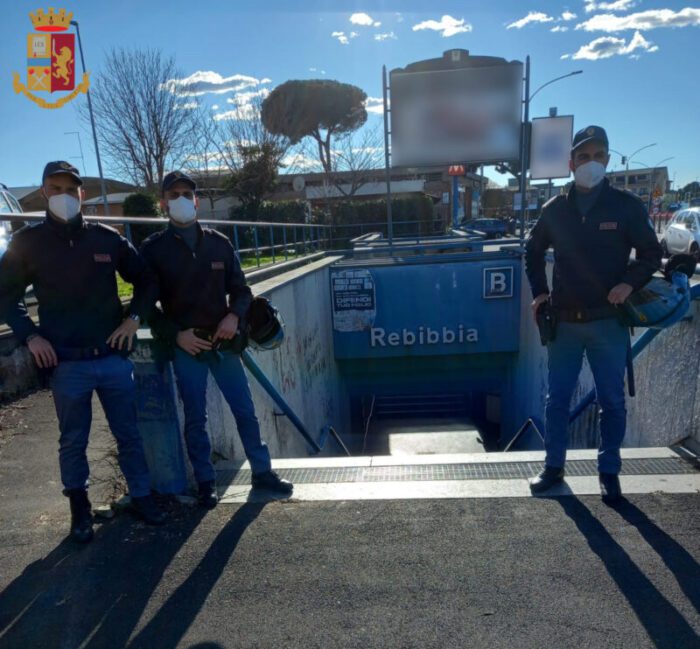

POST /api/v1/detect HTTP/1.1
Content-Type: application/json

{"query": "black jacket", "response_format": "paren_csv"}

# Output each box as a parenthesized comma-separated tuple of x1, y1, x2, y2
(139, 224, 252, 339)
(0, 213, 157, 347)
(525, 179, 662, 312)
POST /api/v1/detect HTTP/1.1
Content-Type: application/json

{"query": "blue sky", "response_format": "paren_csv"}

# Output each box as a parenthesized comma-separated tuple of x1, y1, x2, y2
(0, 0, 698, 190)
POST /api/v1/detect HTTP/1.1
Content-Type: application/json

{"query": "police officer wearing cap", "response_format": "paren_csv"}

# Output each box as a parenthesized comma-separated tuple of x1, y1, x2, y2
(525, 127, 663, 503)
(0, 161, 167, 542)
(140, 171, 293, 507)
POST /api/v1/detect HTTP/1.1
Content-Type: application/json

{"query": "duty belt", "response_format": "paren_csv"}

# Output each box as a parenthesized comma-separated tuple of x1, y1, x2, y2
(54, 344, 123, 362)
(555, 305, 618, 323)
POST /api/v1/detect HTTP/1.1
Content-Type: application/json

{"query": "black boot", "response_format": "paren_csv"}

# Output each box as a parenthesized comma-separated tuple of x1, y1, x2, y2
(529, 466, 565, 493)
(65, 488, 94, 544)
(198, 480, 219, 509)
(599, 473, 622, 505)
(251, 470, 293, 495)
(130, 494, 167, 525)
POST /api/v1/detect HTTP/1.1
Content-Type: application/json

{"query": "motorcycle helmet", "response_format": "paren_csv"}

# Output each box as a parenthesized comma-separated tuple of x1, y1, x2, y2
(246, 296, 285, 351)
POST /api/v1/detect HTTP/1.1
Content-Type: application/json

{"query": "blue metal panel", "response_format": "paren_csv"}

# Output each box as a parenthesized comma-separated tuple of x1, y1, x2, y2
(331, 257, 521, 359)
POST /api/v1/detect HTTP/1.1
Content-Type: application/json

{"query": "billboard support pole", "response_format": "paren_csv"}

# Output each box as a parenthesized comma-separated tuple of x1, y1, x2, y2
(452, 175, 459, 227)
(518, 55, 530, 243)
(382, 65, 394, 249)
(71, 20, 110, 219)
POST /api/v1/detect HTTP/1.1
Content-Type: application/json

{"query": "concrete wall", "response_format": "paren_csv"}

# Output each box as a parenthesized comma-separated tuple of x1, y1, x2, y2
(625, 299, 700, 448)
(203, 257, 349, 463)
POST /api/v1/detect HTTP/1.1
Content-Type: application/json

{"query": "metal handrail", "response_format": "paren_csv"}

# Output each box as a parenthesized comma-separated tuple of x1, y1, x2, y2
(0, 212, 330, 268)
(504, 417, 545, 452)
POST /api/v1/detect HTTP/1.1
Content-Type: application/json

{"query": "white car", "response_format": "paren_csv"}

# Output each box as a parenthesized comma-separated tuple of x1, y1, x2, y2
(661, 207, 700, 260)
(0, 184, 25, 258)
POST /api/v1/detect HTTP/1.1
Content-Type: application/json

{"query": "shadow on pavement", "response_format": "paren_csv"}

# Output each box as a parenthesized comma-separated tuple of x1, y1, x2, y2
(557, 496, 699, 649)
(126, 501, 266, 649)
(613, 498, 700, 614)
(0, 500, 218, 649)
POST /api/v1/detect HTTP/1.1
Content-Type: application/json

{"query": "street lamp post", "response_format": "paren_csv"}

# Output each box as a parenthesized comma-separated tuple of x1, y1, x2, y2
(622, 142, 657, 191)
(518, 64, 583, 241)
(64, 131, 87, 176)
(70, 20, 110, 219)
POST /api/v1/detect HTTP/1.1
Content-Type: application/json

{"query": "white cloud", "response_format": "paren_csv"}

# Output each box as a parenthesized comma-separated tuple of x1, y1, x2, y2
(212, 104, 219, 110)
(163, 71, 269, 96)
(350, 31, 359, 38)
(225, 88, 270, 105)
(576, 8, 700, 32)
(561, 11, 577, 21)
(396, 13, 404, 23)
(308, 67, 327, 75)
(365, 97, 385, 114)
(584, 1, 637, 13)
(561, 54, 572, 59)
(374, 31, 397, 41)
(332, 31, 349, 44)
(350, 12, 380, 27)
(551, 25, 570, 32)
(507, 12, 555, 29)
(214, 88, 271, 121)
(569, 30, 659, 59)
(412, 15, 472, 37)
(175, 101, 199, 110)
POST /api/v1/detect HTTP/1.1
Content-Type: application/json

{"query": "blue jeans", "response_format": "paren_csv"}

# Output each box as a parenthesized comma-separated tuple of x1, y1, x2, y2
(51, 355, 152, 497)
(172, 348, 271, 481)
(545, 318, 629, 474)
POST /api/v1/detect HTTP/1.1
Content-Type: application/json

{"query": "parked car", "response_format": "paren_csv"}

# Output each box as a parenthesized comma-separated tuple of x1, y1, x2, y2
(460, 217, 508, 239)
(661, 207, 700, 260)
(0, 184, 25, 258)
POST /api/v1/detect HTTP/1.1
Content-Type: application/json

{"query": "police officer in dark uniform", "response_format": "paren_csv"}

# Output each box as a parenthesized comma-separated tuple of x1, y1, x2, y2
(0, 162, 166, 542)
(140, 171, 292, 508)
(525, 127, 663, 503)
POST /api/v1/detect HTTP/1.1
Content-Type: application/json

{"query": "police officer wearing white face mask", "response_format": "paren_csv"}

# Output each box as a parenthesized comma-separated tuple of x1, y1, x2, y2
(0, 161, 167, 542)
(140, 171, 293, 508)
(525, 126, 663, 503)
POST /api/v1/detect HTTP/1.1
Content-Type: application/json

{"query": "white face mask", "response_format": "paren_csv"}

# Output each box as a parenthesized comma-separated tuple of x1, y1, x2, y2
(48, 193, 81, 222)
(574, 161, 606, 190)
(168, 196, 196, 224)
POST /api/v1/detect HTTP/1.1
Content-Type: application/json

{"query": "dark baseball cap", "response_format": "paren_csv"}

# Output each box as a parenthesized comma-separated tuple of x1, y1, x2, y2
(42, 160, 82, 185)
(572, 125, 609, 152)
(162, 170, 196, 193)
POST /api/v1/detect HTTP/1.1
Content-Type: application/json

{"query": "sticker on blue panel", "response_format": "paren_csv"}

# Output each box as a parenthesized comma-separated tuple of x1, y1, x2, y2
(331, 269, 376, 332)
(483, 267, 514, 299)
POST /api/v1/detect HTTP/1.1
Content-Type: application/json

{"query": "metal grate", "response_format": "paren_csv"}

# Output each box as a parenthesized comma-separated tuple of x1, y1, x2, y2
(217, 457, 697, 486)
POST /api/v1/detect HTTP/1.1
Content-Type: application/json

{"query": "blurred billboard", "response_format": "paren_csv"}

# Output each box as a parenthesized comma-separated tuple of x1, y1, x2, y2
(529, 115, 574, 180)
(390, 60, 523, 167)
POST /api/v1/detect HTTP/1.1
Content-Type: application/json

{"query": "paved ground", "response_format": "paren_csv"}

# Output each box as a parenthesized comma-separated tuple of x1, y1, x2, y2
(1, 390, 699, 649)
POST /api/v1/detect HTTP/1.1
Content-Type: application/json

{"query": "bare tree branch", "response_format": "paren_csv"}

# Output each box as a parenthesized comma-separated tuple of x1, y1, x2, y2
(78, 48, 194, 190)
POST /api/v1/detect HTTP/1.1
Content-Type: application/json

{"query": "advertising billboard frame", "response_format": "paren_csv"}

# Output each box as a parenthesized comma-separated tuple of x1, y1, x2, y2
(389, 58, 524, 169)
(529, 114, 574, 181)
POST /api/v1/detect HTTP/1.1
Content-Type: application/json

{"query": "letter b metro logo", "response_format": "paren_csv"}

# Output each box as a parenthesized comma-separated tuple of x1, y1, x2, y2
(483, 267, 513, 299)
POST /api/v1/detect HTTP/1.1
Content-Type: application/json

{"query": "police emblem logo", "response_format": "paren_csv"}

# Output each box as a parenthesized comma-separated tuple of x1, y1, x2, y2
(60, 161, 71, 169)
(586, 127, 595, 136)
(12, 7, 90, 109)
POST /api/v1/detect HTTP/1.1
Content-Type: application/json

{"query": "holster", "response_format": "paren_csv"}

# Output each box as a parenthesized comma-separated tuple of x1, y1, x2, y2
(536, 301, 558, 346)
